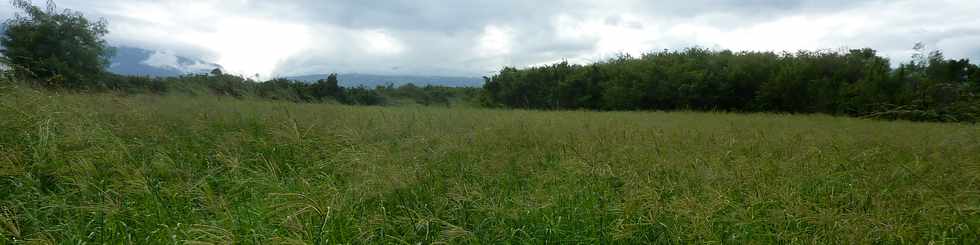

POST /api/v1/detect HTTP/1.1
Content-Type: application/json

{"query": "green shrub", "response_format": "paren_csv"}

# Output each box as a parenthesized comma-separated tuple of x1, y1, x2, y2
(1, 0, 113, 89)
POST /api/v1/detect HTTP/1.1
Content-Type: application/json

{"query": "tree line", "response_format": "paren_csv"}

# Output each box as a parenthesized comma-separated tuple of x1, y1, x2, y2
(481, 47, 980, 122)
(102, 71, 478, 106)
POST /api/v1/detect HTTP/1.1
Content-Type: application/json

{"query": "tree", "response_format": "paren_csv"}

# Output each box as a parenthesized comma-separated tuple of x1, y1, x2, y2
(479, 46, 979, 122)
(311, 73, 343, 101)
(1, 0, 113, 88)
(344, 86, 384, 105)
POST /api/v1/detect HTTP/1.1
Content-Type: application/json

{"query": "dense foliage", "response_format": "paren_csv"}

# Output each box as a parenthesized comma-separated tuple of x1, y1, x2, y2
(0, 0, 112, 88)
(482, 47, 980, 122)
(98, 72, 480, 107)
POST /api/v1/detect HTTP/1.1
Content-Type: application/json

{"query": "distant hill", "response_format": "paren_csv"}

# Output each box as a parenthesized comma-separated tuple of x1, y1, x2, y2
(103, 47, 484, 87)
(289, 74, 484, 88)
(108, 47, 222, 77)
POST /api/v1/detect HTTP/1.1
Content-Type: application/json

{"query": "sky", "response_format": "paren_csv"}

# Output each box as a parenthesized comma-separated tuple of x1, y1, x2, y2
(2, 0, 979, 78)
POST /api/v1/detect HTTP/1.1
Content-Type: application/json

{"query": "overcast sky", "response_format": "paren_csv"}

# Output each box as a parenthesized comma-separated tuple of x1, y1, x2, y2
(3, 0, 979, 77)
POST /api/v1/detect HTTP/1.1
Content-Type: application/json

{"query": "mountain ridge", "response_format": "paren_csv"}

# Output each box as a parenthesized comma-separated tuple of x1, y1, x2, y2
(108, 46, 222, 77)
(108, 47, 485, 87)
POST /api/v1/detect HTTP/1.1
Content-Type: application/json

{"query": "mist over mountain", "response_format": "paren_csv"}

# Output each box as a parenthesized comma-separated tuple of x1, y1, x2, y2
(289, 73, 485, 88)
(105, 47, 484, 87)
(108, 47, 222, 77)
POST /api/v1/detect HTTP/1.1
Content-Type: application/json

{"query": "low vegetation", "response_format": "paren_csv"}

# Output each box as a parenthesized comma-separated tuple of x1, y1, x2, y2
(2, 1, 979, 243)
(1, 84, 979, 243)
(100, 72, 482, 107)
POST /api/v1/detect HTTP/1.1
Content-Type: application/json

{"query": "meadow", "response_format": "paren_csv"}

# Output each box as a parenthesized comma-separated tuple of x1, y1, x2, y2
(1, 85, 978, 244)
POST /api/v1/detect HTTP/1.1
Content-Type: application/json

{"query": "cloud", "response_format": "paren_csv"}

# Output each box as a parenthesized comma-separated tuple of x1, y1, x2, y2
(478, 25, 514, 58)
(1, 0, 979, 76)
(358, 30, 405, 56)
(141, 51, 180, 69)
(139, 50, 220, 74)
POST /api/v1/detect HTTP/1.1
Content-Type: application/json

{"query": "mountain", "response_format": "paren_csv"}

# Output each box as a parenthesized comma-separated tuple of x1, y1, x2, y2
(288, 73, 484, 88)
(108, 46, 222, 77)
(105, 47, 484, 87)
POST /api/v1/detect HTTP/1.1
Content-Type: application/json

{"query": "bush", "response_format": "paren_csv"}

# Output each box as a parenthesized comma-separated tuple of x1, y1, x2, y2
(1, 0, 113, 89)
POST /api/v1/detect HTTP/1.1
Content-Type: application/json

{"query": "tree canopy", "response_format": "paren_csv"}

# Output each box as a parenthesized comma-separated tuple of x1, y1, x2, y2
(1, 0, 113, 88)
(481, 47, 980, 122)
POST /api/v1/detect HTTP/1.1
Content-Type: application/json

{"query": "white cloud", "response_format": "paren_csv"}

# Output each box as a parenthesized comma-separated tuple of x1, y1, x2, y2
(477, 25, 514, 57)
(185, 17, 312, 78)
(358, 30, 405, 56)
(554, 13, 661, 58)
(2, 0, 979, 76)
(141, 51, 179, 69)
(548, 0, 980, 66)
(141, 50, 220, 73)
(25, 0, 313, 78)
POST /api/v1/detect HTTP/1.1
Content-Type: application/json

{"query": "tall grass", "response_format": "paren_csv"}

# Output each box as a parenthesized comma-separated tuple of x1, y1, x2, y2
(1, 86, 978, 243)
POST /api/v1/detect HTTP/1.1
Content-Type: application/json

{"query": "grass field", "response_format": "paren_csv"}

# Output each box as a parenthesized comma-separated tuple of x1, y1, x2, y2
(1, 86, 979, 244)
